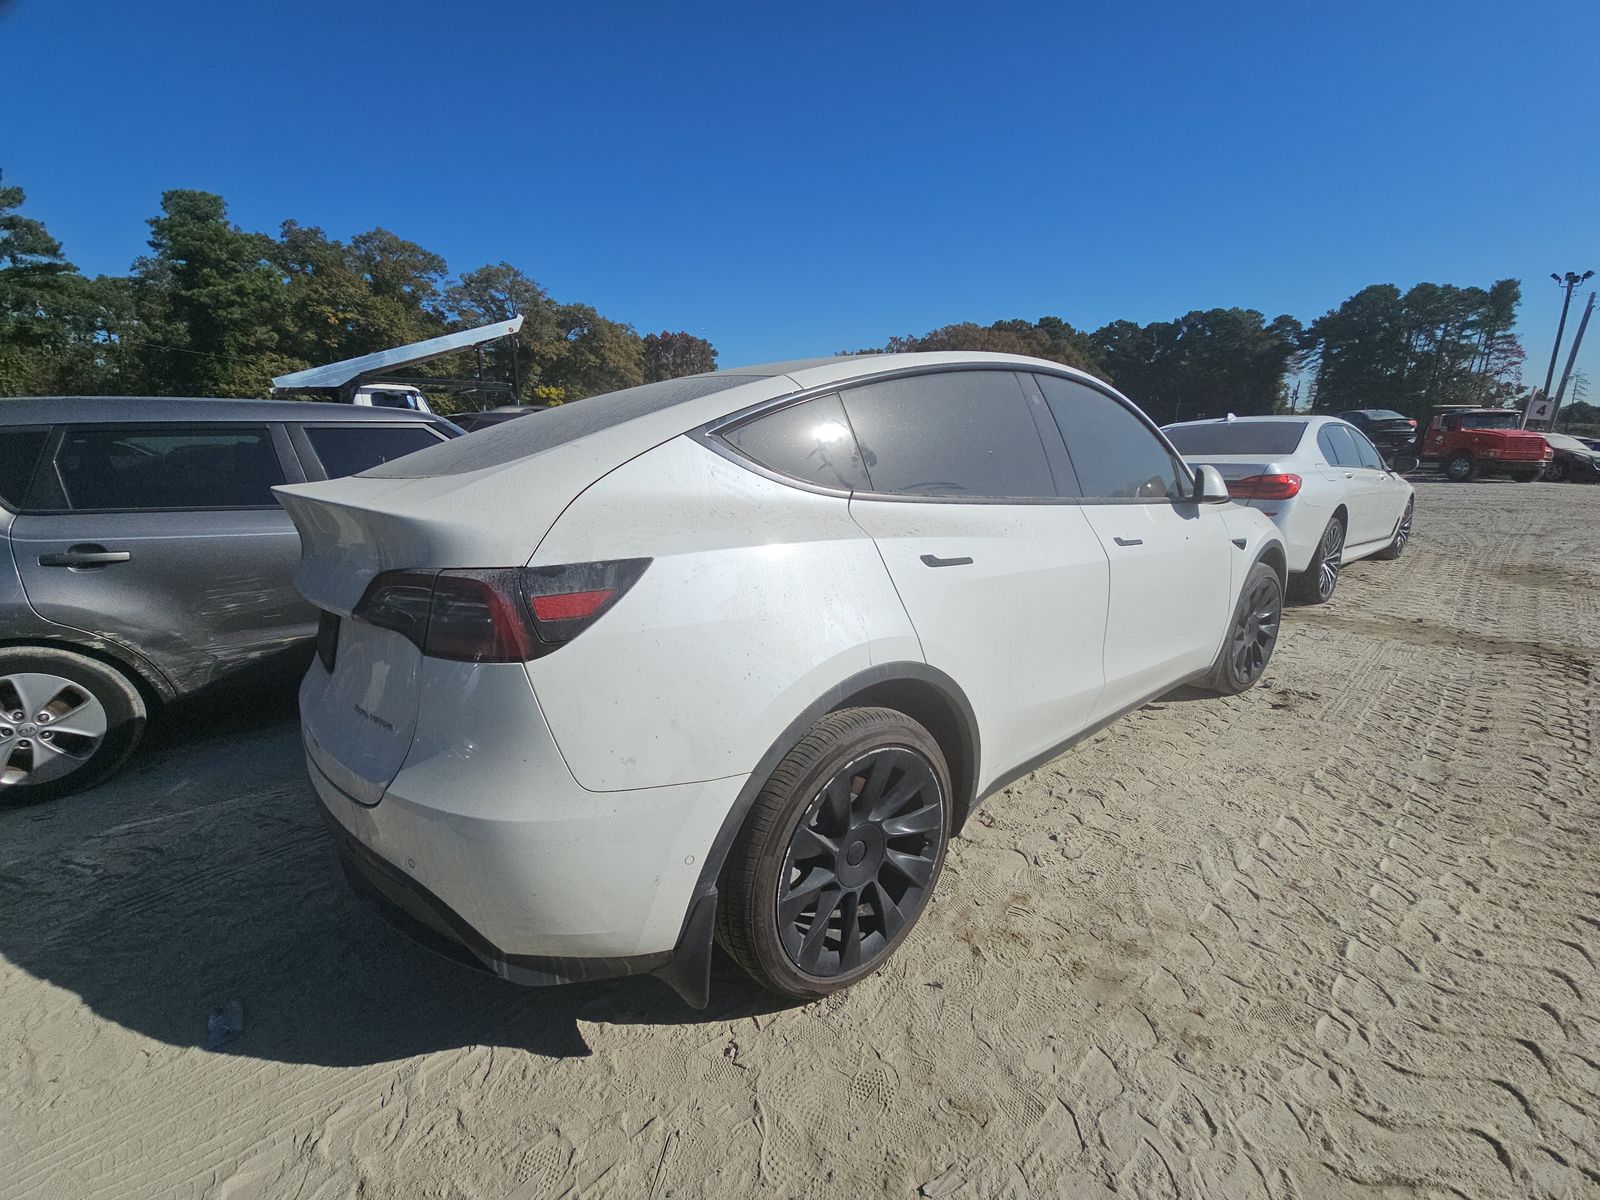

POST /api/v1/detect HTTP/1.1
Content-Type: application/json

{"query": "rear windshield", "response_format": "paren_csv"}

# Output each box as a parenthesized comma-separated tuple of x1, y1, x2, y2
(362, 374, 762, 477)
(1163, 421, 1307, 456)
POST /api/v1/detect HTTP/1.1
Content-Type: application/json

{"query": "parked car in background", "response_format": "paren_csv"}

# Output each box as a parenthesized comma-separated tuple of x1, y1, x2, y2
(452, 405, 545, 434)
(1541, 432, 1600, 483)
(351, 383, 436, 414)
(1164, 415, 1415, 605)
(280, 352, 1288, 1007)
(1337, 408, 1418, 465)
(1420, 408, 1552, 481)
(0, 397, 459, 803)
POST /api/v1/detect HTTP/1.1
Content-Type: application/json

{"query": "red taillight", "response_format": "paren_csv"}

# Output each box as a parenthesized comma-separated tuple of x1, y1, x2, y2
(1227, 473, 1303, 500)
(1407, 419, 1417, 427)
(530, 589, 614, 622)
(352, 559, 649, 662)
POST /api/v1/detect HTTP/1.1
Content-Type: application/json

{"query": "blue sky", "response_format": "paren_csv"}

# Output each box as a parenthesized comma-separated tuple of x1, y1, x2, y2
(4, 0, 1597, 389)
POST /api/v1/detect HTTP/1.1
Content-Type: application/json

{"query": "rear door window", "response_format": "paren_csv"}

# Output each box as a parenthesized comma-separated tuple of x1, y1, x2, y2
(54, 426, 286, 510)
(304, 424, 448, 479)
(0, 427, 49, 509)
(839, 371, 1057, 499)
(719, 394, 870, 491)
(1320, 424, 1363, 467)
(1034, 375, 1186, 501)
(1347, 428, 1386, 470)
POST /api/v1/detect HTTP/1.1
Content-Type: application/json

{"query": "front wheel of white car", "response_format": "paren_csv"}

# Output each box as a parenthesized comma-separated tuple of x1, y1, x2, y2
(1202, 561, 1283, 695)
(716, 707, 952, 1000)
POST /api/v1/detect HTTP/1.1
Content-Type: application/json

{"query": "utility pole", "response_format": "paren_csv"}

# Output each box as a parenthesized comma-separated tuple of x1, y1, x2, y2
(1529, 270, 1595, 426)
(1548, 290, 1595, 432)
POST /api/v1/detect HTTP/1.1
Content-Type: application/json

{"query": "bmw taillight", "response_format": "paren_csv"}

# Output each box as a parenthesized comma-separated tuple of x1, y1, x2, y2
(1227, 473, 1303, 500)
(352, 559, 649, 662)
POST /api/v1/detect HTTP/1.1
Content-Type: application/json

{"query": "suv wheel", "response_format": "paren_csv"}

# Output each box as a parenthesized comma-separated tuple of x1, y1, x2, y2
(716, 707, 952, 1000)
(1443, 452, 1477, 482)
(1291, 516, 1345, 605)
(0, 648, 146, 805)
(1203, 561, 1282, 695)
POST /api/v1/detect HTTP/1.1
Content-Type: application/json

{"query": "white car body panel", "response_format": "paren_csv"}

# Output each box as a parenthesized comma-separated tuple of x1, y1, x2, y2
(279, 352, 1290, 992)
(1166, 416, 1414, 575)
(847, 495, 1109, 795)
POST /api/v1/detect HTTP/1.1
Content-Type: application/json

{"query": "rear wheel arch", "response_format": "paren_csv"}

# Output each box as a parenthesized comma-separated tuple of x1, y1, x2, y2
(0, 636, 169, 711)
(1255, 541, 1287, 590)
(690, 663, 980, 913)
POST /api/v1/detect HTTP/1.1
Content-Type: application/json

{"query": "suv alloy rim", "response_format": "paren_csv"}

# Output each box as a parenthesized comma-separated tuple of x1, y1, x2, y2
(1231, 576, 1282, 684)
(776, 747, 944, 978)
(1318, 521, 1344, 599)
(0, 672, 108, 787)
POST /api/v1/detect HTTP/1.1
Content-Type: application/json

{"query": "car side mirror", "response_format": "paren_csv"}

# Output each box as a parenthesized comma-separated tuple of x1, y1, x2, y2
(1192, 464, 1230, 503)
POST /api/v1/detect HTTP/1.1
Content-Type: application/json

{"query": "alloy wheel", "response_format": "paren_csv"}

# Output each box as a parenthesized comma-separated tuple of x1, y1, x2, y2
(1317, 521, 1344, 600)
(776, 747, 944, 978)
(1393, 502, 1413, 553)
(1230, 576, 1282, 685)
(0, 672, 108, 787)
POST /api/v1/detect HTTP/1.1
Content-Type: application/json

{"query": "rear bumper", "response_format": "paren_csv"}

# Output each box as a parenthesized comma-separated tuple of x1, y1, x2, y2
(311, 770, 678, 987)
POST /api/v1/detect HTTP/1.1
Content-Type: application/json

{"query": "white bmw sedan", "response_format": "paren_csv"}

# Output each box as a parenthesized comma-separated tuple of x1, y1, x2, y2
(277, 353, 1286, 1006)
(1163, 415, 1415, 605)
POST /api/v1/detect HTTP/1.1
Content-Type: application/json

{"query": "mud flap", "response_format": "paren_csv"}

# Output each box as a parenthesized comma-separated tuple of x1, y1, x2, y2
(653, 889, 717, 1009)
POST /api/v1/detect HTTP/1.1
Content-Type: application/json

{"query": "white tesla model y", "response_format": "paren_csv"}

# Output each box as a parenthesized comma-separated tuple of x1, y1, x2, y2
(277, 354, 1287, 1006)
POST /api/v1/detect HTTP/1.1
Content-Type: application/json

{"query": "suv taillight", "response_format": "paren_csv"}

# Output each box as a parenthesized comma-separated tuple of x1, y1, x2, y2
(1227, 473, 1303, 500)
(353, 559, 649, 662)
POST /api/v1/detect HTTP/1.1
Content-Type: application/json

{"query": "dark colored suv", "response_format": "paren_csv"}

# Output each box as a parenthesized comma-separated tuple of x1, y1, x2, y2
(0, 397, 459, 803)
(1336, 409, 1418, 463)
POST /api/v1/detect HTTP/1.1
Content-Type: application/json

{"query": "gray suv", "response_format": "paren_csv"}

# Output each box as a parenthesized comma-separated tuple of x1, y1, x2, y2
(0, 397, 458, 803)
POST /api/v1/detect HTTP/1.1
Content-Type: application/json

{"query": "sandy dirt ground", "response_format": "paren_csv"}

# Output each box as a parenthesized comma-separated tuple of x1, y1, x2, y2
(1, 480, 1597, 1199)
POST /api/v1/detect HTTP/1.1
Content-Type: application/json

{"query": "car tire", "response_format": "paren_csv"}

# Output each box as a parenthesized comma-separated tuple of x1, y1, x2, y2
(0, 647, 147, 806)
(1443, 452, 1477, 482)
(1290, 516, 1345, 605)
(1374, 498, 1414, 560)
(716, 706, 952, 1001)
(1546, 460, 1569, 483)
(1201, 561, 1283, 695)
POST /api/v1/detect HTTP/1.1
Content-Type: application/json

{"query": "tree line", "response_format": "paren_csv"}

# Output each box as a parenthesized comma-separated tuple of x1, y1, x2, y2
(858, 279, 1529, 426)
(0, 184, 717, 409)
(2, 180, 1534, 423)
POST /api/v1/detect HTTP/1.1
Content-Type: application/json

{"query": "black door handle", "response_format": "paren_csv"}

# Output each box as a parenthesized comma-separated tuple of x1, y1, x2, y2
(1112, 537, 1143, 547)
(38, 544, 131, 568)
(920, 554, 973, 568)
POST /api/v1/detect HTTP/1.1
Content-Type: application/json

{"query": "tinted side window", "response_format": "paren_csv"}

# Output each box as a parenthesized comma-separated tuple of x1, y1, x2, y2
(0, 428, 49, 509)
(1321, 425, 1362, 467)
(305, 425, 447, 479)
(840, 371, 1056, 499)
(720, 394, 870, 491)
(1348, 428, 1385, 470)
(1316, 427, 1340, 464)
(56, 427, 285, 510)
(1035, 376, 1185, 501)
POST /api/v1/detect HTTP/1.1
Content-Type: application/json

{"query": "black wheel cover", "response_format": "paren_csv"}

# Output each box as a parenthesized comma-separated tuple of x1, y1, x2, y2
(1229, 574, 1282, 685)
(777, 747, 944, 978)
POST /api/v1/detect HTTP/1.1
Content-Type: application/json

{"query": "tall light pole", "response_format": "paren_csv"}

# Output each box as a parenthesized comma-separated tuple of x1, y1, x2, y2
(1542, 271, 1594, 395)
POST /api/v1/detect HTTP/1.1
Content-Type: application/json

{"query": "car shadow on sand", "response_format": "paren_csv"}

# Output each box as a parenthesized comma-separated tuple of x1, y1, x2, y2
(0, 687, 790, 1068)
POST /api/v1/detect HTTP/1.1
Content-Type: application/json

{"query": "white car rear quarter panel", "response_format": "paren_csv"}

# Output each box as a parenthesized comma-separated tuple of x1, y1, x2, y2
(526, 436, 922, 792)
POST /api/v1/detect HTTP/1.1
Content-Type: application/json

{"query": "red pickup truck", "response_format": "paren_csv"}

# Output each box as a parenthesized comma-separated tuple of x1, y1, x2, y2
(1422, 409, 1553, 482)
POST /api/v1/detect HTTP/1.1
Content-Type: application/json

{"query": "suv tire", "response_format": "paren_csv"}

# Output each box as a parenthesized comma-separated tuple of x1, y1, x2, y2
(1202, 561, 1282, 695)
(0, 647, 147, 805)
(716, 707, 952, 1000)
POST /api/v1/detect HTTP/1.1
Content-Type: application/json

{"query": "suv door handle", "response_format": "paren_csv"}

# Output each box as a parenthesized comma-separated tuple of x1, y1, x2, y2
(919, 554, 973, 568)
(38, 544, 131, 568)
(1112, 537, 1143, 547)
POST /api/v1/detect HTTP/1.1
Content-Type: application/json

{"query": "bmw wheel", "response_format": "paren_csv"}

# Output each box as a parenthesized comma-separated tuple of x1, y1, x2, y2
(0, 648, 146, 805)
(1374, 498, 1414, 560)
(717, 707, 951, 1000)
(1291, 516, 1345, 605)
